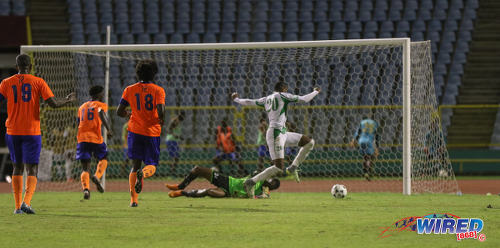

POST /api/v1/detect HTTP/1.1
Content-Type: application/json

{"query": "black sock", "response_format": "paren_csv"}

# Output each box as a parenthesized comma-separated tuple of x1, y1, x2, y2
(178, 173, 198, 189)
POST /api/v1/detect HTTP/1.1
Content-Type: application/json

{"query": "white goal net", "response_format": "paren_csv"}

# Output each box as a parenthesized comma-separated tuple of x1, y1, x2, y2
(21, 39, 459, 194)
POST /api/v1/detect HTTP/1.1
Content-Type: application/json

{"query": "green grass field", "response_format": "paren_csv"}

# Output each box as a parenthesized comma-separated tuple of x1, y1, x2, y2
(0, 192, 499, 248)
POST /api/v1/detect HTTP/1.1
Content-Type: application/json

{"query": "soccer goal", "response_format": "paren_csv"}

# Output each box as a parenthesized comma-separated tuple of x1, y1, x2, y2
(20, 39, 460, 195)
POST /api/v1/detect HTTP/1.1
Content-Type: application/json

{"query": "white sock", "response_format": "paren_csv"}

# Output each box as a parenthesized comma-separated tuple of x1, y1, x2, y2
(291, 139, 315, 167)
(65, 160, 72, 180)
(250, 165, 282, 183)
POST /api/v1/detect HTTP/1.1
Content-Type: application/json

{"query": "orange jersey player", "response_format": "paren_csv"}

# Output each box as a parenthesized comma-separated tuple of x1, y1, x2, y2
(212, 120, 246, 176)
(116, 60, 165, 207)
(76, 85, 113, 200)
(0, 54, 75, 214)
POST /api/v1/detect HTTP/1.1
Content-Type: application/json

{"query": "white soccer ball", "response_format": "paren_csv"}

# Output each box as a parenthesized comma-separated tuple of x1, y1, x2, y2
(438, 169, 449, 177)
(331, 184, 347, 198)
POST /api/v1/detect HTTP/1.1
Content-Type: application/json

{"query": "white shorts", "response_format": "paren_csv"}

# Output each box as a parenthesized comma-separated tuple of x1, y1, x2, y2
(266, 128, 303, 160)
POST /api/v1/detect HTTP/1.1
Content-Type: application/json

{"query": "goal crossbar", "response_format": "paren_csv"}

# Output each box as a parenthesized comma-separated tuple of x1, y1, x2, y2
(21, 38, 410, 52)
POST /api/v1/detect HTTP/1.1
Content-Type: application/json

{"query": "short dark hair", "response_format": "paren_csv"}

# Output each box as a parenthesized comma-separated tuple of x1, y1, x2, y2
(136, 60, 158, 81)
(16, 54, 31, 68)
(274, 82, 287, 92)
(265, 178, 280, 190)
(89, 85, 104, 97)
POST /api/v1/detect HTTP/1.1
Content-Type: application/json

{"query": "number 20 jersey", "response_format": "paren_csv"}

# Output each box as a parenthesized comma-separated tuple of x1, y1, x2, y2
(255, 92, 300, 129)
(120, 82, 165, 137)
(0, 74, 54, 135)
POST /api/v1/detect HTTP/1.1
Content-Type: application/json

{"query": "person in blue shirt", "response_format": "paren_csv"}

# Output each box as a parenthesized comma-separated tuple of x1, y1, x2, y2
(350, 117, 380, 181)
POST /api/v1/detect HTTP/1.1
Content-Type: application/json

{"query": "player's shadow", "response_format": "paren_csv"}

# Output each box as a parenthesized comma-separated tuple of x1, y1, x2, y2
(174, 206, 277, 213)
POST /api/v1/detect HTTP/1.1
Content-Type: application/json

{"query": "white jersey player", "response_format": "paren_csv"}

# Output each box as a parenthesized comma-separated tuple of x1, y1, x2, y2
(232, 82, 320, 197)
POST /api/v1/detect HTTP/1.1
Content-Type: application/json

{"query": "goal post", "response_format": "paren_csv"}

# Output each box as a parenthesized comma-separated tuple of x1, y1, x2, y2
(402, 38, 411, 195)
(20, 38, 459, 195)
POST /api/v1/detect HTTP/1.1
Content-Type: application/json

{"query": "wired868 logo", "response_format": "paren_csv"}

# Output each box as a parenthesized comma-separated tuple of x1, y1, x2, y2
(417, 215, 485, 242)
(379, 213, 486, 242)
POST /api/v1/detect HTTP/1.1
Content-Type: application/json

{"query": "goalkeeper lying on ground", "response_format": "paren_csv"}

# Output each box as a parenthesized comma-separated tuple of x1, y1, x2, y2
(166, 166, 280, 198)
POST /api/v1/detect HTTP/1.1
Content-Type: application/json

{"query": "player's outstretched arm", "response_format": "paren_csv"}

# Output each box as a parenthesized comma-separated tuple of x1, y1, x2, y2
(45, 93, 76, 108)
(99, 110, 113, 137)
(231, 92, 265, 107)
(295, 87, 321, 103)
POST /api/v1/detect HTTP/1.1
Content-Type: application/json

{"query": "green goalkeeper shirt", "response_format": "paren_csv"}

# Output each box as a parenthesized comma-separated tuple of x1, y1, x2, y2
(228, 177, 263, 198)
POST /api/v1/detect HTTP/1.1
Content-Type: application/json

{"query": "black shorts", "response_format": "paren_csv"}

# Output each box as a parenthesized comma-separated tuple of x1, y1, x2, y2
(211, 171, 230, 196)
